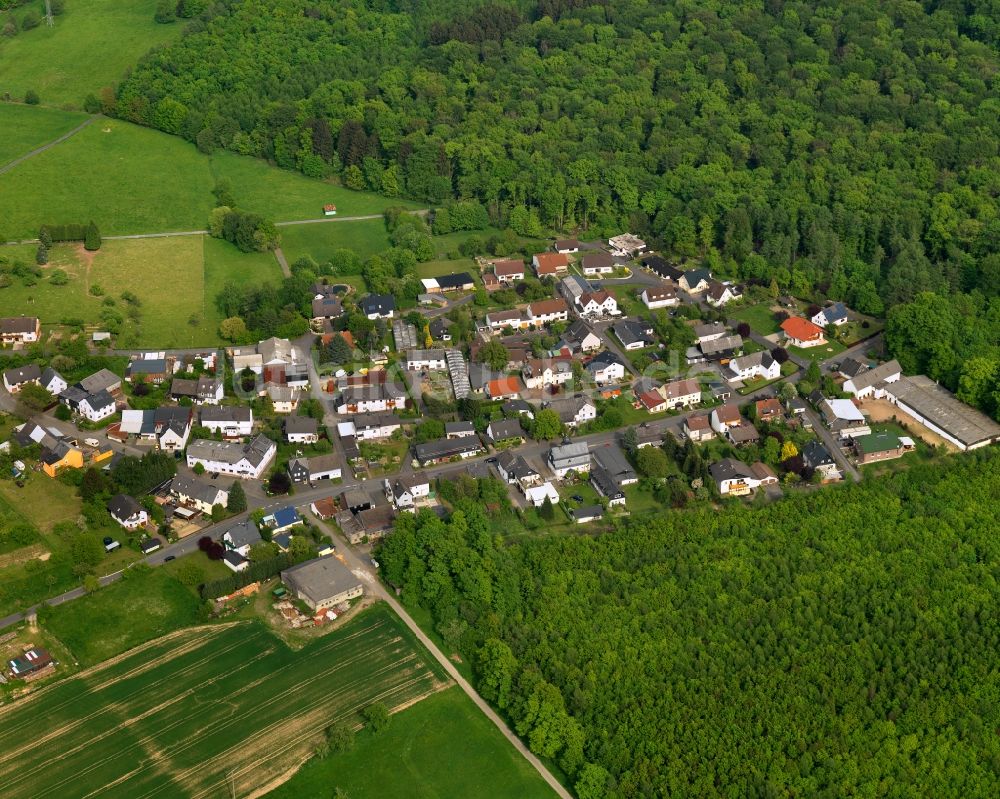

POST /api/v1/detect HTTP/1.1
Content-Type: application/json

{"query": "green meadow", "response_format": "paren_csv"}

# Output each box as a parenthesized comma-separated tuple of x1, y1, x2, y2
(0, 103, 87, 166)
(0, 116, 420, 239)
(0, 0, 184, 107)
(0, 235, 282, 346)
(267, 685, 557, 799)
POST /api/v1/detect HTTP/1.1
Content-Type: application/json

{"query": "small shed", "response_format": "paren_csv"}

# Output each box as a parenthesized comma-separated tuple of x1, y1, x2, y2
(323, 204, 337, 217)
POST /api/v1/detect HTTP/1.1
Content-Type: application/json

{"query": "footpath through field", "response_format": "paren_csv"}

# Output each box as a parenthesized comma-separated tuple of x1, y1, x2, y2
(0, 116, 95, 177)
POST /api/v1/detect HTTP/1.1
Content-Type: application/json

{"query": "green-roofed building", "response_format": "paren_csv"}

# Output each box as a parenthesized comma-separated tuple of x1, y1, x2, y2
(852, 431, 914, 464)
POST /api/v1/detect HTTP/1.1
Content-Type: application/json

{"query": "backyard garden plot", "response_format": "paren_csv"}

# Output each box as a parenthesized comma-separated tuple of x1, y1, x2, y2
(0, 606, 447, 799)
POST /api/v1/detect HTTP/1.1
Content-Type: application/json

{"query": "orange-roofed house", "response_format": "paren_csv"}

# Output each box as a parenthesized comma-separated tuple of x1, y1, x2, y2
(532, 252, 569, 277)
(755, 398, 783, 423)
(493, 259, 525, 284)
(486, 376, 523, 401)
(780, 316, 826, 348)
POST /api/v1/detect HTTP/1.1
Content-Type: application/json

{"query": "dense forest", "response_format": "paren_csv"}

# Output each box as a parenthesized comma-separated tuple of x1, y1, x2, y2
(114, 0, 1000, 415)
(379, 452, 1000, 797)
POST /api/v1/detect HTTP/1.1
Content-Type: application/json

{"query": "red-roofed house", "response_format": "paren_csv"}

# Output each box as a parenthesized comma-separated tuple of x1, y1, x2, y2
(638, 389, 669, 413)
(486, 376, 523, 400)
(493, 260, 525, 284)
(755, 398, 783, 423)
(532, 252, 569, 277)
(780, 317, 826, 348)
(323, 204, 337, 217)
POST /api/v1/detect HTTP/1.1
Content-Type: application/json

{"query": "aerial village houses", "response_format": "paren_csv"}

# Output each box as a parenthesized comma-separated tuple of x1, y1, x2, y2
(170, 475, 229, 514)
(486, 375, 523, 401)
(842, 359, 902, 399)
(0, 316, 41, 344)
(532, 252, 569, 277)
(640, 283, 679, 309)
(3, 364, 41, 393)
(201, 407, 253, 438)
(705, 281, 741, 307)
(679, 268, 712, 294)
(284, 415, 319, 444)
(548, 441, 591, 478)
(728, 351, 780, 382)
(542, 396, 594, 428)
(493, 259, 525, 283)
(281, 556, 364, 611)
(186, 434, 276, 480)
(170, 375, 224, 405)
(586, 352, 627, 385)
(554, 238, 580, 254)
(119, 407, 192, 452)
(781, 316, 826, 348)
(107, 494, 148, 530)
(811, 302, 849, 327)
(580, 251, 616, 276)
(576, 289, 618, 317)
(359, 294, 396, 320)
(560, 320, 602, 354)
(852, 432, 915, 464)
(608, 233, 647, 258)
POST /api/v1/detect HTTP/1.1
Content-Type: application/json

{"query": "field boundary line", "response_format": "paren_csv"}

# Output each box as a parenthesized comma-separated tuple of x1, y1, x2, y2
(0, 116, 95, 177)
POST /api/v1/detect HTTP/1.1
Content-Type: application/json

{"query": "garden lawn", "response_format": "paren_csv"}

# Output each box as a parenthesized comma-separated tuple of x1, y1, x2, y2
(789, 339, 847, 361)
(731, 302, 781, 335)
(0, 104, 87, 166)
(279, 217, 392, 264)
(0, 475, 80, 534)
(0, 0, 185, 107)
(42, 569, 201, 667)
(210, 151, 420, 221)
(266, 685, 556, 799)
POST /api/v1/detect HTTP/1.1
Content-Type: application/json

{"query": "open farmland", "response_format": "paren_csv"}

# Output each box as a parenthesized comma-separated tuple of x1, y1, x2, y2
(0, 606, 447, 799)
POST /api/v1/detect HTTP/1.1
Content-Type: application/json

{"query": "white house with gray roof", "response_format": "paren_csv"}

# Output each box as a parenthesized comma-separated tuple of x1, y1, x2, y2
(548, 441, 591, 479)
(186, 434, 276, 479)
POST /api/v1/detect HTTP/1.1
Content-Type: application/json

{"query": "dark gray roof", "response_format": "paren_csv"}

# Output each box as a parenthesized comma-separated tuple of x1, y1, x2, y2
(710, 458, 755, 482)
(571, 505, 604, 521)
(223, 519, 262, 549)
(107, 494, 142, 520)
(487, 418, 523, 441)
(801, 440, 834, 468)
(360, 294, 396, 315)
(201, 406, 252, 423)
(282, 556, 361, 604)
(285, 415, 319, 435)
(414, 437, 482, 461)
(3, 364, 41, 385)
(590, 466, 623, 499)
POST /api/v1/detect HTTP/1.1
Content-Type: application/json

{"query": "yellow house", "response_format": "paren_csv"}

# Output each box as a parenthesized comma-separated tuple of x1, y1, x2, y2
(41, 444, 84, 478)
(91, 447, 114, 465)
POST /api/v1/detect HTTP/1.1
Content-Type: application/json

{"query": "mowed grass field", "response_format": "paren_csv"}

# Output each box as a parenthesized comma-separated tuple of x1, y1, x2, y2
(0, 0, 184, 107)
(279, 218, 393, 264)
(0, 115, 419, 239)
(0, 605, 447, 799)
(0, 235, 283, 346)
(267, 685, 557, 799)
(0, 104, 88, 166)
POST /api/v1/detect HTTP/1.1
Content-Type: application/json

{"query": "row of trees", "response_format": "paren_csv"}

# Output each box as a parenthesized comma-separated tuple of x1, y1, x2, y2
(379, 453, 1000, 797)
